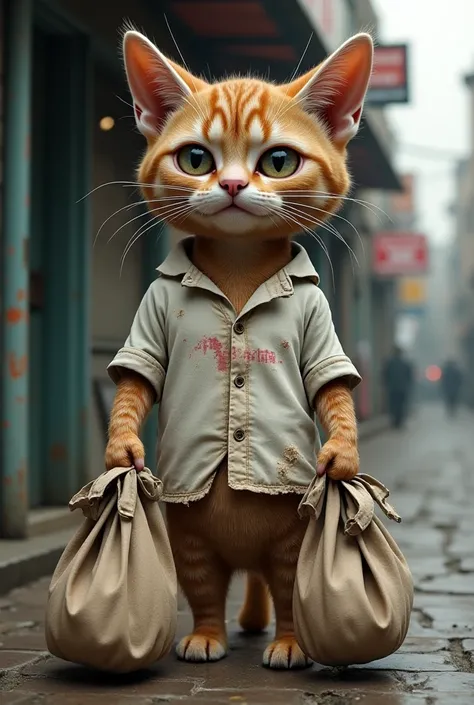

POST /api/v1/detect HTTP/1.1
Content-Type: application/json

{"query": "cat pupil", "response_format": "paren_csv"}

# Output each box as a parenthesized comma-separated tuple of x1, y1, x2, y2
(190, 148, 203, 169)
(272, 151, 286, 173)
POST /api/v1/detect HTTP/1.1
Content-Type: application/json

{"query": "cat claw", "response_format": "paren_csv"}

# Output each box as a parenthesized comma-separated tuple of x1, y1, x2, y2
(176, 634, 227, 663)
(263, 637, 312, 670)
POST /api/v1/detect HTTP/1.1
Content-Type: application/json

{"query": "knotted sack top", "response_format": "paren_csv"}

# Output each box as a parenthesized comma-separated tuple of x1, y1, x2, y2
(69, 467, 163, 522)
(298, 473, 402, 534)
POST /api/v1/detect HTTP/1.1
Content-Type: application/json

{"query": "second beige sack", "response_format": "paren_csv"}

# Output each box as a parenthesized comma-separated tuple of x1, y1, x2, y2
(293, 473, 413, 666)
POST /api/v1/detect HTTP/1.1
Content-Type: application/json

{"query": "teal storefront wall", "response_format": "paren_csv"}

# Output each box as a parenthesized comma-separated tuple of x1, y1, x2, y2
(0, 0, 92, 536)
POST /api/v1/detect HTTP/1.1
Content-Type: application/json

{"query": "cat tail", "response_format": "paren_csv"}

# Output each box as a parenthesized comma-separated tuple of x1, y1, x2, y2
(238, 572, 272, 633)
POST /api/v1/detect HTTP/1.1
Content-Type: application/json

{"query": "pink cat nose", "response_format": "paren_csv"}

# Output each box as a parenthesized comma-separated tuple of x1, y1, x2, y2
(219, 178, 248, 197)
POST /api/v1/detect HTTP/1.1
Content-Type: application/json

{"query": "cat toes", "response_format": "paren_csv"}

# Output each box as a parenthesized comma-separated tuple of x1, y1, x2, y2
(263, 636, 312, 670)
(176, 633, 227, 663)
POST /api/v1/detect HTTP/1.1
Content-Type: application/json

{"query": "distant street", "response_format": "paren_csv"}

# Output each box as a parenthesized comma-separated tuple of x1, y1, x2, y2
(1, 403, 474, 704)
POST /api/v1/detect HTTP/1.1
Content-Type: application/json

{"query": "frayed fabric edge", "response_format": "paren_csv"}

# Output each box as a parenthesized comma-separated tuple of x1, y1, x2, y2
(161, 478, 308, 504)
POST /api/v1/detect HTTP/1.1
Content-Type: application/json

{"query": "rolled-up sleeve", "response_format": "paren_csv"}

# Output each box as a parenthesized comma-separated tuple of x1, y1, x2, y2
(107, 280, 167, 402)
(301, 287, 361, 406)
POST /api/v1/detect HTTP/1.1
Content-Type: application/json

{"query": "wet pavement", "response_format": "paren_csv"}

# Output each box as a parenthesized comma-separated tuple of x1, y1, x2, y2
(1, 403, 473, 704)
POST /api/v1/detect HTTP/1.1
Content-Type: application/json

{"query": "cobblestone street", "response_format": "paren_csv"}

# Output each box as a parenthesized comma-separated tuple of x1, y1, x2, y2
(1, 404, 474, 704)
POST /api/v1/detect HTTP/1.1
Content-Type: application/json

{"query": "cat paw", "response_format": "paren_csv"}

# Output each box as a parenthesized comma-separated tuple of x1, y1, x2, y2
(176, 634, 227, 663)
(263, 636, 312, 670)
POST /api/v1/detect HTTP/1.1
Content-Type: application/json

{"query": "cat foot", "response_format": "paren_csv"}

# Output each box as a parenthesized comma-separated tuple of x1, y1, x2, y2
(263, 636, 312, 670)
(176, 633, 227, 663)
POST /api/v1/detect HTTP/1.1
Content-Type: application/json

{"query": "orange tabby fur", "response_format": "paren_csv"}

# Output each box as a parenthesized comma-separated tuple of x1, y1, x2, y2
(105, 29, 372, 669)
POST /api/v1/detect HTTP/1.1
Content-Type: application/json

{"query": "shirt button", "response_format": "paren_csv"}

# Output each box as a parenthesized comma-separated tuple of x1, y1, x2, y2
(234, 321, 245, 335)
(233, 428, 246, 442)
(234, 375, 245, 388)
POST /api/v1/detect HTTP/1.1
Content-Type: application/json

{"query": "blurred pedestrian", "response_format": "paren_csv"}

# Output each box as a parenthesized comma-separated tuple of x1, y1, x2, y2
(441, 359, 463, 417)
(383, 346, 414, 429)
(406, 357, 417, 417)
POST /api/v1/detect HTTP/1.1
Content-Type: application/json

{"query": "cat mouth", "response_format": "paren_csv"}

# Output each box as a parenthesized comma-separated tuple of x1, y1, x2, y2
(216, 204, 263, 217)
(221, 205, 245, 213)
(195, 202, 267, 218)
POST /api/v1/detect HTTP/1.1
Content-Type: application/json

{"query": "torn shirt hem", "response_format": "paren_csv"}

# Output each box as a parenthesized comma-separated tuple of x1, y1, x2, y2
(160, 476, 309, 504)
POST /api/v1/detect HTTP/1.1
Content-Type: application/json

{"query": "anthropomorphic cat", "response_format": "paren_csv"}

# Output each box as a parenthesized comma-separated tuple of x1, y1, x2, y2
(105, 29, 373, 669)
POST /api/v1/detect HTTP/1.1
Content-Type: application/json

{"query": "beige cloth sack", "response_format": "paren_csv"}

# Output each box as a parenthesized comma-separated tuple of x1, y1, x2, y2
(45, 467, 177, 673)
(293, 473, 413, 666)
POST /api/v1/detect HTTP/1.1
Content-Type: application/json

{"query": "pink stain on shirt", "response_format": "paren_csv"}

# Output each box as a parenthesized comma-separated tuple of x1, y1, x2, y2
(242, 348, 277, 364)
(193, 336, 228, 373)
(192, 337, 279, 371)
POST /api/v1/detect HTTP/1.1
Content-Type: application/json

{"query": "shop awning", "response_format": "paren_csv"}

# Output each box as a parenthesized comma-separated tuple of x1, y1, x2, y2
(153, 0, 402, 191)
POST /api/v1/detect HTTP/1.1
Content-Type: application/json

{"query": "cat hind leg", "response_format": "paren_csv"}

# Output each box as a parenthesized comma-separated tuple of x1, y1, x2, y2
(168, 513, 231, 663)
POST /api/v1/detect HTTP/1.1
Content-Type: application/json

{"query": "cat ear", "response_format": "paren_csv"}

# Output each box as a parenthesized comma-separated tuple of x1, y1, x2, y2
(284, 33, 374, 146)
(122, 31, 208, 139)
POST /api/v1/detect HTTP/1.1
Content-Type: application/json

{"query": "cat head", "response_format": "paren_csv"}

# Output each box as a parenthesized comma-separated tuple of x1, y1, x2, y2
(123, 30, 373, 240)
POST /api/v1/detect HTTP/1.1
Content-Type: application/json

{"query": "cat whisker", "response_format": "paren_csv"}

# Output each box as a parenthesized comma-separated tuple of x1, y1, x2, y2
(120, 218, 163, 276)
(147, 201, 198, 225)
(272, 91, 316, 124)
(169, 203, 200, 227)
(266, 204, 331, 269)
(96, 195, 194, 246)
(79, 181, 197, 203)
(310, 215, 358, 274)
(282, 203, 359, 267)
(284, 200, 364, 256)
(159, 186, 197, 193)
(119, 201, 197, 274)
(139, 186, 197, 197)
(271, 79, 317, 123)
(109, 200, 194, 244)
(271, 207, 335, 290)
(306, 229, 336, 292)
(115, 93, 135, 111)
(275, 190, 391, 222)
(146, 196, 192, 202)
(268, 89, 289, 122)
(289, 33, 313, 83)
(108, 210, 157, 244)
(272, 95, 298, 124)
(107, 206, 163, 244)
(78, 180, 149, 202)
(154, 222, 168, 247)
(285, 192, 386, 223)
(266, 212, 280, 230)
(150, 201, 199, 225)
(314, 206, 365, 256)
(94, 200, 147, 248)
(163, 14, 210, 124)
(278, 207, 333, 262)
(120, 206, 194, 273)
(179, 93, 208, 124)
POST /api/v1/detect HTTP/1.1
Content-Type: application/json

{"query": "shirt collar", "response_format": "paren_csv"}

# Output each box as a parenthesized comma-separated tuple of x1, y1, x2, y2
(156, 237, 195, 278)
(285, 242, 320, 285)
(157, 236, 320, 288)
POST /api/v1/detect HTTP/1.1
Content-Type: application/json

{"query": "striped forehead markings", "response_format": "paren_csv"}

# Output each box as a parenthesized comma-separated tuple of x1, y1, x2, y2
(202, 83, 271, 142)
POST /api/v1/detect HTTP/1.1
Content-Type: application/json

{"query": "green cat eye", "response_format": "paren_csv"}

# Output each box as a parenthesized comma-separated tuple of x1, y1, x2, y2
(258, 147, 300, 179)
(177, 144, 215, 176)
